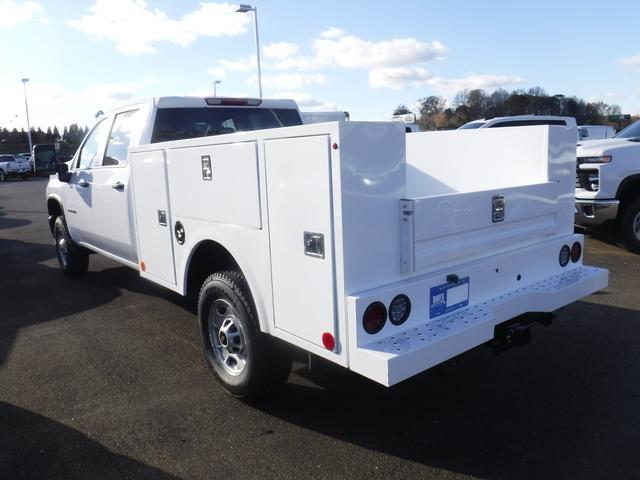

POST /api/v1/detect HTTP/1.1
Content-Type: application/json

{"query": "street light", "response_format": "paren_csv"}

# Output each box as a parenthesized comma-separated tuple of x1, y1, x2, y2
(214, 80, 221, 97)
(235, 4, 262, 98)
(21, 78, 33, 153)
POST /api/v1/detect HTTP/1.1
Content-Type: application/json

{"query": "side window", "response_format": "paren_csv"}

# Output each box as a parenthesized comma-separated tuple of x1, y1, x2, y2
(103, 110, 141, 166)
(77, 119, 111, 169)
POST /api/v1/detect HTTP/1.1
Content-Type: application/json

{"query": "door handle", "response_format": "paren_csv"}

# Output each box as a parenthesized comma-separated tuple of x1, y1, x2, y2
(112, 182, 125, 191)
(78, 180, 90, 188)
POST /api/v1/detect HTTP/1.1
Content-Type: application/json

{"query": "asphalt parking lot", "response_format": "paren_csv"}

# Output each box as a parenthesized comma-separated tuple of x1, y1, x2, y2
(1, 178, 639, 480)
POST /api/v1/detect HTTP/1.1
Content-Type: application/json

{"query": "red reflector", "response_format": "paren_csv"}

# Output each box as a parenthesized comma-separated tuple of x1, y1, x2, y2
(205, 97, 262, 106)
(363, 302, 387, 334)
(140, 261, 146, 272)
(571, 241, 582, 263)
(322, 332, 335, 351)
(332, 143, 338, 150)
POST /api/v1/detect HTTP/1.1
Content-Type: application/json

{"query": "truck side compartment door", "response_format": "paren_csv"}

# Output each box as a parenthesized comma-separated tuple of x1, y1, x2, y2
(265, 135, 337, 349)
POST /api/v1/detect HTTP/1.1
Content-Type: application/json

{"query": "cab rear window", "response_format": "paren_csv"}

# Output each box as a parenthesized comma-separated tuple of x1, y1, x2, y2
(151, 107, 303, 143)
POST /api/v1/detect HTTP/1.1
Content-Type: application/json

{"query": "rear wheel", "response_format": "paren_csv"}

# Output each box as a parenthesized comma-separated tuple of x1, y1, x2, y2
(53, 216, 89, 277)
(198, 271, 291, 400)
(620, 198, 640, 254)
(21, 174, 29, 180)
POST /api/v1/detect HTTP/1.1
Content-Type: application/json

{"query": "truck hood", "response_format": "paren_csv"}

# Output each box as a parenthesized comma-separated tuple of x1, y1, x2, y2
(577, 137, 640, 156)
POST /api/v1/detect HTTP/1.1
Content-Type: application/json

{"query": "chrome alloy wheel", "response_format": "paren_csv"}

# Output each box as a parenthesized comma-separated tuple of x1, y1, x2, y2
(55, 229, 68, 269)
(208, 299, 247, 376)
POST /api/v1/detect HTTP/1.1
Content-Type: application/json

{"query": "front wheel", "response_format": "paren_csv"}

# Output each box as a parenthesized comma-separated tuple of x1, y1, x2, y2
(0, 170, 6, 182)
(53, 216, 89, 277)
(619, 198, 640, 254)
(198, 271, 291, 400)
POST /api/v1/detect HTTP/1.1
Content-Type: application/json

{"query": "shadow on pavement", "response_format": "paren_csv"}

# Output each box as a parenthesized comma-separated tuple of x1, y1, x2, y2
(0, 206, 31, 230)
(0, 238, 192, 367)
(258, 301, 640, 480)
(0, 402, 180, 479)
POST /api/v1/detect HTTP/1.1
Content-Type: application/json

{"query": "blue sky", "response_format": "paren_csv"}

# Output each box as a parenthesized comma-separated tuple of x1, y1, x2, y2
(1, 0, 638, 129)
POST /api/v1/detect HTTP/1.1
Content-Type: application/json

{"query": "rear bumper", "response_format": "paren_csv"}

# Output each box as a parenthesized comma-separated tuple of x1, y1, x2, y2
(575, 198, 619, 226)
(347, 236, 608, 386)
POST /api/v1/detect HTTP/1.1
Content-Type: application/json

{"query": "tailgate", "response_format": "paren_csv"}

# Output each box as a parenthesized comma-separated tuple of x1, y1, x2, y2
(400, 181, 568, 273)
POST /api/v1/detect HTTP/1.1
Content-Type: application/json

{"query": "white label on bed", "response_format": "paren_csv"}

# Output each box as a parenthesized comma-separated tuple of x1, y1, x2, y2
(447, 283, 469, 307)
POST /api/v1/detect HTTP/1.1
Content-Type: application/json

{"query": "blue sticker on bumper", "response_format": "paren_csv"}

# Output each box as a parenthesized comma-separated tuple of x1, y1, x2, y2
(429, 277, 470, 319)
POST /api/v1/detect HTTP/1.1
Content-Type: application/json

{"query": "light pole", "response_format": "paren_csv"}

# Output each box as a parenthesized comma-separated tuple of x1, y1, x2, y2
(21, 78, 33, 153)
(235, 4, 262, 98)
(214, 80, 221, 97)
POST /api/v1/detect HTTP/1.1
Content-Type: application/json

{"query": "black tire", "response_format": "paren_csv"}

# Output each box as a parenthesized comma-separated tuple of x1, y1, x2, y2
(21, 174, 29, 180)
(198, 271, 291, 400)
(0, 169, 6, 182)
(619, 198, 640, 254)
(53, 216, 89, 277)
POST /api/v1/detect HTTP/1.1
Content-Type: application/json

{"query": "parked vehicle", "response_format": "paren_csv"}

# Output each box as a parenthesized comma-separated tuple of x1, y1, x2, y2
(301, 111, 349, 124)
(32, 144, 58, 175)
(458, 115, 576, 130)
(46, 97, 607, 399)
(0, 154, 31, 181)
(578, 125, 616, 141)
(575, 120, 640, 252)
(391, 113, 420, 132)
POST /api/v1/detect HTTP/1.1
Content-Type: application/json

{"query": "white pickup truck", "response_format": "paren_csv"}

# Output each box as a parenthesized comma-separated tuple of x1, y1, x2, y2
(46, 96, 608, 399)
(575, 120, 640, 252)
(0, 154, 31, 181)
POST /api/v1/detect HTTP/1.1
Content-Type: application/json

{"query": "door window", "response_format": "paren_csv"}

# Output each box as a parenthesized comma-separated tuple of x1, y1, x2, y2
(103, 109, 141, 166)
(77, 119, 110, 169)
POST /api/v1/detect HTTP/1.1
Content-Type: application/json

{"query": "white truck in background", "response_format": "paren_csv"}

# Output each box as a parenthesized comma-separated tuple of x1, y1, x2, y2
(575, 120, 640, 252)
(0, 154, 31, 181)
(46, 96, 607, 399)
(578, 125, 616, 141)
(301, 111, 349, 124)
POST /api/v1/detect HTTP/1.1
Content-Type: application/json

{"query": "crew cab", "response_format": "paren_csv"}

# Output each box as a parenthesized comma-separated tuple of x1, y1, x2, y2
(0, 154, 31, 181)
(575, 120, 640, 252)
(46, 97, 607, 399)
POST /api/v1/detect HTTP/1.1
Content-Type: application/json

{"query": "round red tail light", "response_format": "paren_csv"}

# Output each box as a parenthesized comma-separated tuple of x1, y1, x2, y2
(571, 241, 582, 263)
(363, 302, 387, 334)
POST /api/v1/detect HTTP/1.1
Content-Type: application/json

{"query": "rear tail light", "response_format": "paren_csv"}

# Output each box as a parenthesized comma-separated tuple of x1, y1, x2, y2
(363, 302, 387, 334)
(571, 241, 582, 263)
(389, 294, 411, 325)
(559, 245, 570, 267)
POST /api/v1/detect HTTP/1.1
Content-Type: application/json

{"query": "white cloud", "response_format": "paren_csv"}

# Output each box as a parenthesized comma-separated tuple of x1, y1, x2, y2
(217, 55, 256, 72)
(313, 32, 447, 70)
(425, 74, 524, 96)
(0, 0, 47, 26)
(264, 41, 299, 59)
(0, 80, 153, 128)
(207, 66, 226, 77)
(257, 73, 326, 90)
(68, 0, 250, 55)
(369, 67, 431, 89)
(620, 54, 640, 73)
(319, 27, 344, 39)
(274, 92, 337, 111)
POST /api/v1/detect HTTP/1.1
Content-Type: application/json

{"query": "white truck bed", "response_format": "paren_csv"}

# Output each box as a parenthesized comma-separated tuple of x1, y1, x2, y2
(128, 121, 606, 386)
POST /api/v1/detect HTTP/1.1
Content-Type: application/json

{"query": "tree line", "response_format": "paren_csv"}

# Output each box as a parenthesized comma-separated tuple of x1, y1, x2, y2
(0, 123, 89, 153)
(394, 87, 627, 131)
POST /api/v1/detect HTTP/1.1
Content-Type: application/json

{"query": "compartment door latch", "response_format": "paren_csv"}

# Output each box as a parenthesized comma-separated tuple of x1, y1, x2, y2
(304, 232, 325, 259)
(492, 195, 505, 223)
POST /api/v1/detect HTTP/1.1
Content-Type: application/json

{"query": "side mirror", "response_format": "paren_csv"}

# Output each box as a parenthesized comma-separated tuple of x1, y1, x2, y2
(56, 163, 71, 183)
